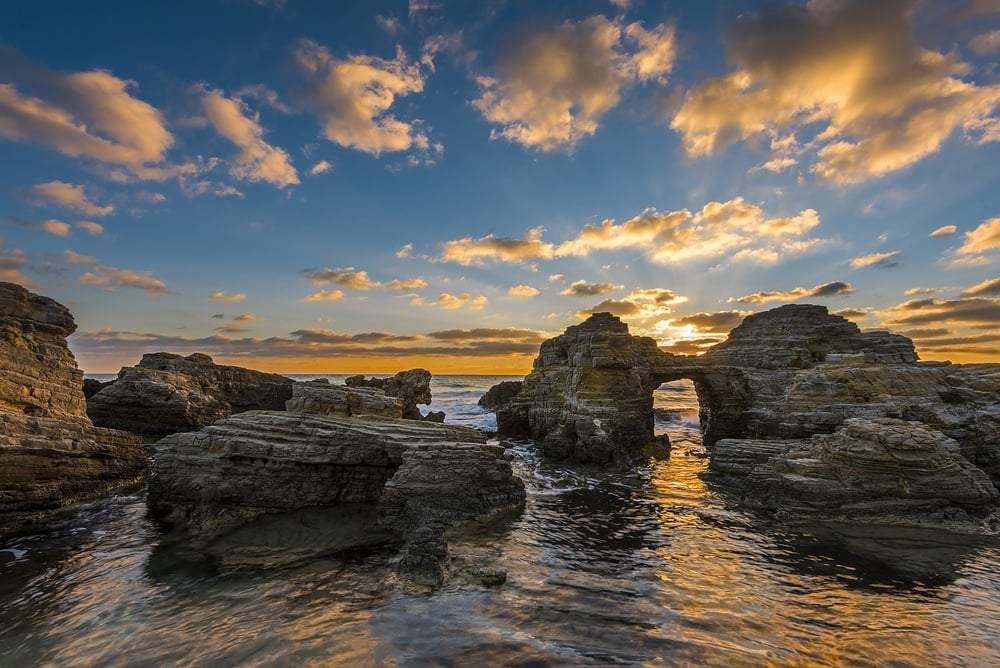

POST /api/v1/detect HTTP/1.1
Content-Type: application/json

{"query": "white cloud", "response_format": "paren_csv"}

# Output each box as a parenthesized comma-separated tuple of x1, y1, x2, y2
(440, 226, 555, 266)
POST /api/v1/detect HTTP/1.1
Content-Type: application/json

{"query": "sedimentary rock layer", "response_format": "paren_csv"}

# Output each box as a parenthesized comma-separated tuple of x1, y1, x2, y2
(0, 281, 147, 526)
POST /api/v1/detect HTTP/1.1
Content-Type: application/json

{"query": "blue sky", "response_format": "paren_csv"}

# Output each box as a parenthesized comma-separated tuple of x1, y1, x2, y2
(1, 0, 999, 372)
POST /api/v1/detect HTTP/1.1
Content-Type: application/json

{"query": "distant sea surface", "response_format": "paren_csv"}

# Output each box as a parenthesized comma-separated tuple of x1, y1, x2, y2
(2, 375, 999, 666)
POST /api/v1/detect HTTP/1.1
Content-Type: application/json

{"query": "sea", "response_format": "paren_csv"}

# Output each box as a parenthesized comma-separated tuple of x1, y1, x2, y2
(1, 375, 999, 666)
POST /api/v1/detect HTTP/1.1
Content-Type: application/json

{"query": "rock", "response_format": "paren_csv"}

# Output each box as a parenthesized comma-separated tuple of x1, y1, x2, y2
(82, 378, 112, 399)
(0, 282, 147, 528)
(477, 380, 523, 411)
(87, 352, 295, 439)
(345, 368, 434, 420)
(712, 418, 998, 527)
(285, 381, 403, 418)
(147, 409, 525, 580)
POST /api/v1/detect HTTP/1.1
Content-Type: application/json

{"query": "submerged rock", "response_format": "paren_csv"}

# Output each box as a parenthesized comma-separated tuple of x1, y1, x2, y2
(0, 282, 147, 528)
(87, 352, 295, 439)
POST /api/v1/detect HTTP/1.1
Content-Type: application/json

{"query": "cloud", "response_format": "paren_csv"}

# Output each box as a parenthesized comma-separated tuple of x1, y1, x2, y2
(294, 40, 429, 155)
(3, 216, 71, 236)
(309, 160, 332, 175)
(23, 181, 114, 216)
(436, 292, 488, 310)
(180, 179, 243, 199)
(304, 267, 379, 290)
(669, 310, 747, 334)
(76, 221, 104, 235)
(63, 250, 97, 264)
(199, 86, 299, 188)
(577, 286, 686, 319)
(299, 289, 346, 302)
(555, 198, 822, 265)
(953, 217, 1000, 265)
(208, 291, 246, 302)
(0, 245, 40, 288)
(832, 307, 872, 319)
(548, 274, 564, 282)
(440, 226, 555, 265)
(0, 54, 191, 180)
(216, 324, 247, 333)
(730, 280, 854, 304)
(233, 313, 258, 322)
(930, 225, 957, 236)
(904, 287, 943, 296)
(971, 30, 1000, 55)
(472, 15, 675, 151)
(508, 284, 540, 297)
(387, 278, 428, 290)
(426, 328, 546, 343)
(670, 0, 1000, 184)
(961, 277, 1000, 297)
(849, 250, 900, 269)
(395, 243, 413, 259)
(559, 280, 622, 297)
(78, 265, 174, 295)
(881, 296, 1000, 327)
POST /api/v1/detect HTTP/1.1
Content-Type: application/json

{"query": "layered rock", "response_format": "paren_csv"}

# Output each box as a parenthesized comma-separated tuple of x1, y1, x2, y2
(712, 418, 998, 525)
(345, 368, 434, 420)
(0, 282, 147, 527)
(87, 352, 294, 439)
(148, 384, 525, 583)
(483, 304, 1000, 528)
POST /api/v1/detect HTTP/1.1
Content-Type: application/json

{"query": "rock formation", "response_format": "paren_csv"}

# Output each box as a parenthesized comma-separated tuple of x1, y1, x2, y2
(0, 282, 147, 527)
(148, 382, 525, 583)
(483, 305, 1000, 529)
(87, 352, 295, 439)
(345, 368, 434, 420)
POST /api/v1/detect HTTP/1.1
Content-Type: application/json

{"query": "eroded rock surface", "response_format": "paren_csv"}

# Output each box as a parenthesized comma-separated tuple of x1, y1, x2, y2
(0, 282, 147, 527)
(148, 393, 525, 583)
(87, 352, 294, 439)
(484, 304, 1000, 529)
(345, 368, 434, 420)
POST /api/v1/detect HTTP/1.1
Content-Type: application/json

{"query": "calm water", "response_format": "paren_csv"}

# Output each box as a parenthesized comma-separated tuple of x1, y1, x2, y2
(2, 376, 999, 666)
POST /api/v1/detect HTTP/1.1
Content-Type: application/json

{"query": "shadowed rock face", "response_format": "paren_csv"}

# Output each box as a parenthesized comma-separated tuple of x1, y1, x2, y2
(484, 304, 1000, 529)
(345, 369, 434, 420)
(87, 352, 295, 439)
(0, 282, 147, 527)
(148, 387, 525, 584)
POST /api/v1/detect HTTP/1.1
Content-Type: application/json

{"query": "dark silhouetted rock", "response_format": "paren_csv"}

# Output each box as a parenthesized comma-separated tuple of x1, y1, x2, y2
(345, 368, 433, 420)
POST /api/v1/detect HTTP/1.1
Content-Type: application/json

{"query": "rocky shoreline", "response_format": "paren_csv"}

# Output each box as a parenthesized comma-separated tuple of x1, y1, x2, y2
(2, 280, 999, 587)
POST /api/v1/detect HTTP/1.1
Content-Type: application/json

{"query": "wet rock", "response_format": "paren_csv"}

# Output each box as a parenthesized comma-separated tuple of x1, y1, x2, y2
(87, 352, 294, 439)
(0, 282, 147, 527)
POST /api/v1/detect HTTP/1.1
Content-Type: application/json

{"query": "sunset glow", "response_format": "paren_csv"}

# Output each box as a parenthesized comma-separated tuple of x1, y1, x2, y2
(1, 0, 998, 373)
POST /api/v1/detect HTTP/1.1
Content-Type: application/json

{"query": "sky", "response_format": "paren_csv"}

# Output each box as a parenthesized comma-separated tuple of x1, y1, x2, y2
(1, 0, 999, 374)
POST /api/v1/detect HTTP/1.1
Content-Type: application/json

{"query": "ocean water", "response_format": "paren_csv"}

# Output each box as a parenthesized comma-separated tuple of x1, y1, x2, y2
(1, 376, 999, 666)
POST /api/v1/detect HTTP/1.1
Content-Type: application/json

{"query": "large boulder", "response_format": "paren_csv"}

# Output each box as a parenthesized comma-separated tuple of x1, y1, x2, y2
(712, 418, 998, 528)
(148, 393, 525, 583)
(345, 368, 433, 420)
(0, 282, 147, 528)
(87, 352, 294, 439)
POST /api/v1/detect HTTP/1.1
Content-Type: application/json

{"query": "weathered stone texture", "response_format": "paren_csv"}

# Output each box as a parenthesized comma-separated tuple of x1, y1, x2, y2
(345, 368, 433, 420)
(87, 352, 294, 439)
(0, 282, 147, 525)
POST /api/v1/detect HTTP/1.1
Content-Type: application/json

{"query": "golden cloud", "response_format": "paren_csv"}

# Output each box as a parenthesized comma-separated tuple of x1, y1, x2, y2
(730, 281, 854, 305)
(559, 280, 622, 297)
(670, 0, 1000, 184)
(304, 267, 379, 290)
(199, 87, 299, 188)
(849, 250, 900, 269)
(0, 56, 191, 180)
(576, 286, 687, 319)
(76, 221, 104, 236)
(440, 226, 555, 266)
(78, 265, 174, 295)
(960, 277, 1000, 297)
(436, 292, 488, 310)
(508, 284, 540, 297)
(299, 289, 346, 302)
(63, 250, 97, 265)
(0, 245, 40, 289)
(953, 217, 1000, 265)
(880, 296, 1000, 327)
(294, 40, 429, 155)
(3, 216, 70, 237)
(23, 181, 114, 216)
(208, 291, 246, 302)
(930, 225, 957, 237)
(472, 15, 675, 151)
(387, 278, 428, 290)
